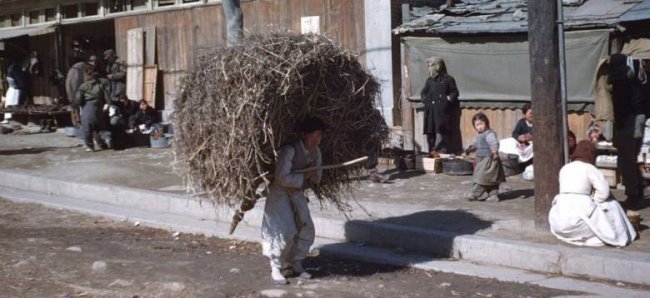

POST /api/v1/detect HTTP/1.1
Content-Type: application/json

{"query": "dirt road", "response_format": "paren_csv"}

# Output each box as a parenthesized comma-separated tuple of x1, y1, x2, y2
(0, 198, 579, 297)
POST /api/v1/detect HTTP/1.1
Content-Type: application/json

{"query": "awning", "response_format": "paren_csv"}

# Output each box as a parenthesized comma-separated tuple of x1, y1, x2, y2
(0, 24, 56, 40)
(402, 29, 611, 106)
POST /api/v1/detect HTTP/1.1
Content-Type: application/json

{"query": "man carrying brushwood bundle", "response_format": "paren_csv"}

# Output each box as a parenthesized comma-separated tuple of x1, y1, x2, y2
(261, 116, 325, 285)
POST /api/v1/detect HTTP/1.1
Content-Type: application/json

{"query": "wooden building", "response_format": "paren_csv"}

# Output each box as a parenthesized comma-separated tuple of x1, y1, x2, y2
(0, 0, 399, 125)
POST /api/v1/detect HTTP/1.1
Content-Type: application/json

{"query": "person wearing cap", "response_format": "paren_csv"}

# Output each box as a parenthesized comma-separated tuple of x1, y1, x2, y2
(103, 49, 126, 102)
(75, 68, 111, 152)
(66, 55, 97, 126)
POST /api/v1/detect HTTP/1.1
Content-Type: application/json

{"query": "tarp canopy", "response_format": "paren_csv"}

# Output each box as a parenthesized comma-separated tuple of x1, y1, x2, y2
(622, 38, 650, 60)
(0, 24, 55, 41)
(403, 29, 610, 108)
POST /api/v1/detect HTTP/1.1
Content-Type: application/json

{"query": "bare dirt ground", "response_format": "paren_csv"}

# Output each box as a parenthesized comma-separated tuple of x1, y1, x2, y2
(0, 198, 580, 298)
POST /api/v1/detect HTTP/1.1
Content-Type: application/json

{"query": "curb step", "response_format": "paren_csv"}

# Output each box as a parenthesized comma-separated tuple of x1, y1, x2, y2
(0, 170, 649, 286)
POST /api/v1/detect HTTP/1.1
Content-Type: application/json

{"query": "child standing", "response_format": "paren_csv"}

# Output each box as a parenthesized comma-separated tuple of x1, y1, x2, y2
(464, 112, 505, 202)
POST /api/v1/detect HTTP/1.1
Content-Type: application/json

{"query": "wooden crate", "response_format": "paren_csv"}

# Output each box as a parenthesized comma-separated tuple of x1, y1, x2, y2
(416, 156, 443, 173)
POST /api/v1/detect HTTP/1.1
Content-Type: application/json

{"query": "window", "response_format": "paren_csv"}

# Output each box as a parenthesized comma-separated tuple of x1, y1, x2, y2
(0, 16, 8, 28)
(108, 0, 126, 13)
(182, 0, 200, 3)
(45, 8, 56, 22)
(132, 0, 148, 10)
(157, 0, 176, 7)
(63, 4, 79, 19)
(83, 2, 99, 16)
(29, 11, 40, 24)
(11, 13, 22, 26)
(108, 0, 149, 13)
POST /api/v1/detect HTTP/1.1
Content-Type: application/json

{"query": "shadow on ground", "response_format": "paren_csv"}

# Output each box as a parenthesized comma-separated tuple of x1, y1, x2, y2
(317, 210, 493, 270)
(498, 189, 535, 201)
(0, 147, 56, 155)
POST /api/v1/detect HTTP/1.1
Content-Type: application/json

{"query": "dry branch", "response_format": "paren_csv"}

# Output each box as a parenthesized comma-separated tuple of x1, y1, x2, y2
(172, 31, 388, 226)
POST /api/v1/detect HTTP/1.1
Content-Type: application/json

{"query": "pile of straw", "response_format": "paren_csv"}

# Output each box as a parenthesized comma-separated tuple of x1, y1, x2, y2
(172, 32, 388, 214)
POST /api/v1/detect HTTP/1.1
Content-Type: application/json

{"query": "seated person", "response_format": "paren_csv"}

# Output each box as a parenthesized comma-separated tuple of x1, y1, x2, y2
(127, 99, 157, 133)
(549, 140, 637, 247)
(499, 103, 533, 164)
(568, 130, 577, 156)
(118, 94, 139, 121)
(587, 124, 605, 144)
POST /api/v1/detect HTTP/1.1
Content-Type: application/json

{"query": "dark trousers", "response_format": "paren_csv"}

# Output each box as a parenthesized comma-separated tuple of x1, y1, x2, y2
(426, 132, 447, 153)
(616, 133, 643, 204)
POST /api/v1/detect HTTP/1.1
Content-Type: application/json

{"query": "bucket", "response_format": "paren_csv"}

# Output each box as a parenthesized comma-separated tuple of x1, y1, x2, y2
(150, 133, 172, 148)
(64, 126, 78, 137)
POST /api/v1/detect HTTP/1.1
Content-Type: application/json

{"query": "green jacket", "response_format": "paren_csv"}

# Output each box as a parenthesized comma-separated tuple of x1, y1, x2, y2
(75, 79, 110, 108)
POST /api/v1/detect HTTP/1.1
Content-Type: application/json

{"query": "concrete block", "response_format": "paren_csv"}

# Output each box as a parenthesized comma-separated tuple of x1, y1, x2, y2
(454, 236, 561, 273)
(561, 248, 650, 285)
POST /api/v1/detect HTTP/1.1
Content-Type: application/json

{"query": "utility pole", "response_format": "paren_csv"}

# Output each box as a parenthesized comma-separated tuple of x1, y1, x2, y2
(528, 1, 564, 229)
(222, 0, 243, 47)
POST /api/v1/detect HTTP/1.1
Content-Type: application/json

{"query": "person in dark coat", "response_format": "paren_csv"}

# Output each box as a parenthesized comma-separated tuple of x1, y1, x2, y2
(420, 57, 459, 157)
(127, 99, 157, 133)
(609, 53, 646, 210)
(512, 103, 533, 144)
(75, 69, 110, 152)
(103, 49, 126, 102)
(117, 94, 139, 121)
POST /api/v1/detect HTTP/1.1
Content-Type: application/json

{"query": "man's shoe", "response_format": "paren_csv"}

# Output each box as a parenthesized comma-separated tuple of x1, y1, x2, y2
(84, 146, 94, 152)
(486, 195, 500, 202)
(292, 262, 312, 280)
(368, 170, 388, 183)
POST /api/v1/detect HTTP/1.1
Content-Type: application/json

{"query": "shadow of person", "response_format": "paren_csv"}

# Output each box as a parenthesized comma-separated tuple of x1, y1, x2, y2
(0, 147, 55, 155)
(315, 210, 492, 278)
(497, 189, 534, 201)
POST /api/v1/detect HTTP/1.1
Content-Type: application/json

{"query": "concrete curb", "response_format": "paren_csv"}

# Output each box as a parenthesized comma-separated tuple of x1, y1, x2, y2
(0, 169, 649, 286)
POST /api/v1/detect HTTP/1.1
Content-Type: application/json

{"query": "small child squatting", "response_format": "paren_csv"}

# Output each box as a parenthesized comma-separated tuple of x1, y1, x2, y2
(464, 112, 505, 202)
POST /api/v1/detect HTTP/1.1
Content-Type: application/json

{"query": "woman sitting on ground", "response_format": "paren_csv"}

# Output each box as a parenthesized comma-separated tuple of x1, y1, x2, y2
(127, 99, 157, 133)
(499, 103, 534, 166)
(549, 140, 637, 247)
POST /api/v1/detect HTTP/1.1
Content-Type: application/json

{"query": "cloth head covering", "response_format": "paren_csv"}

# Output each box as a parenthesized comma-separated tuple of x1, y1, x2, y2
(425, 57, 447, 77)
(571, 140, 597, 165)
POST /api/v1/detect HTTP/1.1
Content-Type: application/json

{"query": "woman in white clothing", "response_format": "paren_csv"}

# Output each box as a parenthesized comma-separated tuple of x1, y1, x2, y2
(549, 140, 637, 247)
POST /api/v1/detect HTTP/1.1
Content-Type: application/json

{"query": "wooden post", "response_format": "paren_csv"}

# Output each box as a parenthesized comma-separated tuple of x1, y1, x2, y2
(222, 0, 243, 47)
(528, 1, 563, 229)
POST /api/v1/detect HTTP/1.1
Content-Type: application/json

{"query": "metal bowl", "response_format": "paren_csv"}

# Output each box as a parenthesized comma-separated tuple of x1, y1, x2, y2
(442, 158, 473, 176)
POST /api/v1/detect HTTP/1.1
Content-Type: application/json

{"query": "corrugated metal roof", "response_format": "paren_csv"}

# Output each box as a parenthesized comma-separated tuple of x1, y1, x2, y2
(619, 0, 650, 22)
(394, 0, 649, 35)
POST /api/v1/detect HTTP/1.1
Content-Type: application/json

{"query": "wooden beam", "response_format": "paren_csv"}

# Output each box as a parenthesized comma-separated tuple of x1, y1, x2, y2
(528, 0, 563, 229)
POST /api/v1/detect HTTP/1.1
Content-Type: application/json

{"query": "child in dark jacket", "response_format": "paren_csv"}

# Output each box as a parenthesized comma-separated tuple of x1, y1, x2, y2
(464, 112, 505, 202)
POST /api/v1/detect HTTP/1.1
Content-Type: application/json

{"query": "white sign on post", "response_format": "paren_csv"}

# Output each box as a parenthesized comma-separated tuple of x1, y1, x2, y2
(301, 16, 320, 34)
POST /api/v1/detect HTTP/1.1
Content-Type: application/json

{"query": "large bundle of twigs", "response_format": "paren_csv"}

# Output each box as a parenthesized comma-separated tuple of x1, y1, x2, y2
(172, 31, 387, 217)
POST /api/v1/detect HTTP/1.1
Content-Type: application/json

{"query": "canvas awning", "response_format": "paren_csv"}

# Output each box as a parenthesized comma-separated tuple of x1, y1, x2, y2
(0, 24, 55, 41)
(403, 29, 610, 108)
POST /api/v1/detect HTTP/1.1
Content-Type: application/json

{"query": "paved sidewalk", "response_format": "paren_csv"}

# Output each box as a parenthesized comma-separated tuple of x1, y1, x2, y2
(1, 129, 650, 286)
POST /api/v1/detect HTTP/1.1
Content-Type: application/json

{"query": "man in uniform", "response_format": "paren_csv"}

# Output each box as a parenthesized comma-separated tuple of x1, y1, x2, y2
(75, 69, 110, 152)
(103, 49, 126, 102)
(66, 55, 97, 126)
